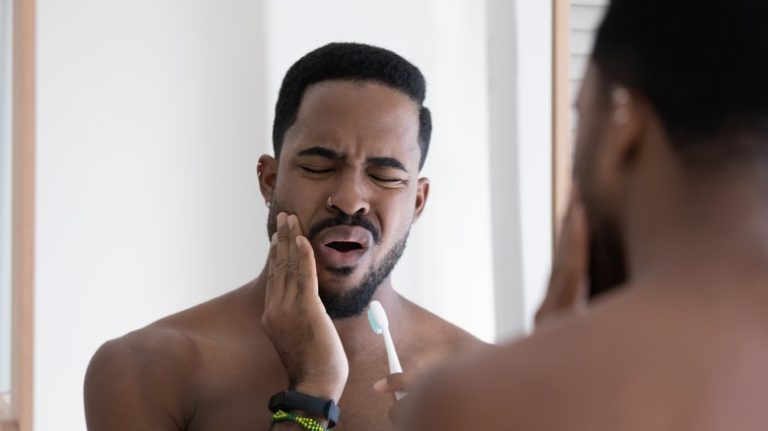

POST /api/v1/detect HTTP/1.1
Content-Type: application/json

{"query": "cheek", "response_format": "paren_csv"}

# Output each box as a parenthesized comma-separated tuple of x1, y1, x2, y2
(574, 114, 610, 219)
(274, 176, 326, 226)
(375, 193, 416, 241)
(574, 119, 599, 193)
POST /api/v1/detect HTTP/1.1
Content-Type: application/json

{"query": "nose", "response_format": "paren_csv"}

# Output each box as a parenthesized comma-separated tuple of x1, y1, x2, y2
(328, 170, 370, 216)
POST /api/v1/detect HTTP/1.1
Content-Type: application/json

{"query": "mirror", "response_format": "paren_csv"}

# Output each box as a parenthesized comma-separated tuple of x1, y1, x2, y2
(36, 1, 557, 429)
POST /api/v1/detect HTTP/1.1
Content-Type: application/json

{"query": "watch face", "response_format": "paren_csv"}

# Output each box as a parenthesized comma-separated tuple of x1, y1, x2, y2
(268, 390, 289, 412)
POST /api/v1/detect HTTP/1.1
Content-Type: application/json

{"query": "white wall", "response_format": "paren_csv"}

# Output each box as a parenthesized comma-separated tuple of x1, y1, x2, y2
(514, 0, 554, 335)
(488, 0, 553, 340)
(265, 0, 497, 342)
(35, 1, 266, 429)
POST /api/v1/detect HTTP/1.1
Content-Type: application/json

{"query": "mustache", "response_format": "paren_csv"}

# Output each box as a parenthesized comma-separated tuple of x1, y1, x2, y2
(307, 213, 382, 245)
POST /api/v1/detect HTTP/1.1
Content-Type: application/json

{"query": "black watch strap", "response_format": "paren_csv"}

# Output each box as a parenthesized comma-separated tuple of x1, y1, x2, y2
(268, 390, 340, 428)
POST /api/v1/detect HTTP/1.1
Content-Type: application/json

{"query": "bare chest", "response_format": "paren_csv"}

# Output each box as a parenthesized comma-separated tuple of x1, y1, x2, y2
(185, 338, 400, 431)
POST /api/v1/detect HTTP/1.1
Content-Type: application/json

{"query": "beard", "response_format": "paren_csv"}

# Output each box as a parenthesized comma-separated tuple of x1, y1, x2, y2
(319, 232, 407, 319)
(266, 196, 409, 318)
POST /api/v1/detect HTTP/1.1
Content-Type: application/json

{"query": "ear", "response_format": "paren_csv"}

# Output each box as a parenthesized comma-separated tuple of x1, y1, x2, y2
(592, 87, 652, 217)
(605, 87, 647, 171)
(411, 177, 430, 224)
(258, 155, 278, 206)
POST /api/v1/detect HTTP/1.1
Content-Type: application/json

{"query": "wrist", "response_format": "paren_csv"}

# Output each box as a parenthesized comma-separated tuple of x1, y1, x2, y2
(294, 379, 346, 402)
(269, 390, 341, 429)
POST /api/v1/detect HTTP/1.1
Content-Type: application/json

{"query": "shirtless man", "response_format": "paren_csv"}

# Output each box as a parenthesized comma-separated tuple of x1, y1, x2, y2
(84, 42, 487, 431)
(401, 0, 768, 429)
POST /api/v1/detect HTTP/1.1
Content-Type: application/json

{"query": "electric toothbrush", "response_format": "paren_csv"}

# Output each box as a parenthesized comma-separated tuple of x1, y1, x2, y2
(367, 300, 406, 400)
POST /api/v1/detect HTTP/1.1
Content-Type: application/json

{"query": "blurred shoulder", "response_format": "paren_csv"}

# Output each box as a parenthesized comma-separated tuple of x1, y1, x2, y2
(400, 288, 661, 431)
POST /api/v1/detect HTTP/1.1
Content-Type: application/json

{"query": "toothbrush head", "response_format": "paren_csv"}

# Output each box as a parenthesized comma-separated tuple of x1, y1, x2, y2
(367, 300, 388, 335)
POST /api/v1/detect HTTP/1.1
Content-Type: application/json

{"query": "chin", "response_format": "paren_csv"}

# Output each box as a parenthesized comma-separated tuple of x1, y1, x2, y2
(317, 271, 381, 320)
(317, 266, 365, 292)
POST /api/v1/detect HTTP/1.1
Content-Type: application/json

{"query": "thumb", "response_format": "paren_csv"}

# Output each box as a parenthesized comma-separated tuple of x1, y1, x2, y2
(373, 373, 409, 394)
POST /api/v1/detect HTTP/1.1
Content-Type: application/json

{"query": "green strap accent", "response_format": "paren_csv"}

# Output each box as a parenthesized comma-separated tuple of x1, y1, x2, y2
(273, 409, 327, 431)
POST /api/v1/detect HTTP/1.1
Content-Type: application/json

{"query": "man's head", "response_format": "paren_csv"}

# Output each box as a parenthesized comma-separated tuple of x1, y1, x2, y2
(258, 43, 431, 318)
(574, 0, 768, 291)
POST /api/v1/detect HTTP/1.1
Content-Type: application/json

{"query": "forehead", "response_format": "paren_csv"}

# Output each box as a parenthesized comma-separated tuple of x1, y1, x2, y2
(284, 80, 421, 166)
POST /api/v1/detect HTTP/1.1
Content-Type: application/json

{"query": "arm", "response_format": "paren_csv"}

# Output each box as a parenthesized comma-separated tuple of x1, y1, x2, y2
(263, 213, 349, 430)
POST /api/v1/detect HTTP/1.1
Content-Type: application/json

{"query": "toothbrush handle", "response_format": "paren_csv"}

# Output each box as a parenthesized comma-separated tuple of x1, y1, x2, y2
(383, 331, 406, 400)
(383, 330, 402, 373)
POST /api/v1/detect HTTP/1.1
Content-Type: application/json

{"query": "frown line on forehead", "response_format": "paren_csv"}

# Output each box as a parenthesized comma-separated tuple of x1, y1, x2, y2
(297, 146, 408, 173)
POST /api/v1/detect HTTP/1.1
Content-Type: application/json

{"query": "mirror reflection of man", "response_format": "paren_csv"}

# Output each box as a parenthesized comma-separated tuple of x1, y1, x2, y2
(84, 43, 488, 430)
(400, 0, 768, 429)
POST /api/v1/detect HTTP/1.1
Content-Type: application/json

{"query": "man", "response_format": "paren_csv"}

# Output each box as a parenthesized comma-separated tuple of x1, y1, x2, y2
(84, 43, 487, 430)
(401, 0, 768, 429)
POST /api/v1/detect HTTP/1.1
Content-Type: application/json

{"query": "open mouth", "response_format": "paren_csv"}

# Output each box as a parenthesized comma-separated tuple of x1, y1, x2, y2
(313, 225, 372, 268)
(325, 241, 365, 252)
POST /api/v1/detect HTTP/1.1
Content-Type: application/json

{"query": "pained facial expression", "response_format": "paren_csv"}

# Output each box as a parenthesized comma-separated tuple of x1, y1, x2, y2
(573, 63, 628, 297)
(262, 80, 428, 317)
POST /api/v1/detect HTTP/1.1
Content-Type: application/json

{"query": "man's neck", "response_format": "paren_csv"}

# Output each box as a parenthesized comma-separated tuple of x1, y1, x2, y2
(332, 283, 406, 361)
(626, 177, 768, 295)
(249, 266, 407, 360)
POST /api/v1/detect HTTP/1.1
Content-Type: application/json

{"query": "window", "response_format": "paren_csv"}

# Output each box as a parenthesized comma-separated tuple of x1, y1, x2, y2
(570, 0, 609, 131)
(552, 0, 608, 232)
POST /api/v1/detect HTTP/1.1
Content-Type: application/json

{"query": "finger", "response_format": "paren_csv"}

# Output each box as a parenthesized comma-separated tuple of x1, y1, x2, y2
(265, 232, 279, 306)
(275, 212, 289, 299)
(553, 187, 580, 275)
(536, 187, 588, 325)
(554, 191, 587, 299)
(284, 215, 302, 297)
(559, 199, 589, 307)
(373, 373, 411, 394)
(295, 235, 319, 297)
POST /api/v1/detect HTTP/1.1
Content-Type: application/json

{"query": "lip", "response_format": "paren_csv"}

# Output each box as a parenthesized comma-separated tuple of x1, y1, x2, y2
(311, 226, 373, 269)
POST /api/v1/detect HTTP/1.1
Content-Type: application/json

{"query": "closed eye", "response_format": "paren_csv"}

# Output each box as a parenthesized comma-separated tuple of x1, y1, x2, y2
(369, 174, 405, 184)
(301, 166, 334, 174)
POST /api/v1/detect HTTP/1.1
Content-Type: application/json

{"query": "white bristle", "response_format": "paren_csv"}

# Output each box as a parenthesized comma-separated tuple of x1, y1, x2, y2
(369, 300, 389, 330)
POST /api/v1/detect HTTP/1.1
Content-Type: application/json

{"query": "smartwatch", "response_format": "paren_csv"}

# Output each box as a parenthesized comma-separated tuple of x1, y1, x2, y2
(268, 390, 340, 428)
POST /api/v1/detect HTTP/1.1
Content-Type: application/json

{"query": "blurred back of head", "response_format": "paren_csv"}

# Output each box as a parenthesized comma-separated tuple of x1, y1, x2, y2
(592, 0, 768, 170)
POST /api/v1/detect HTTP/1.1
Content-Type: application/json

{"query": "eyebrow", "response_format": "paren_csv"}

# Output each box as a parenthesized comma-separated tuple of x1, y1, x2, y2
(296, 146, 409, 173)
(366, 157, 407, 172)
(297, 146, 345, 160)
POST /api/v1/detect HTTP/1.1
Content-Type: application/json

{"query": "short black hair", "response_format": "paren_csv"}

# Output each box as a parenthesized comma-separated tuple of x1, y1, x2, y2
(592, 0, 768, 166)
(272, 42, 432, 170)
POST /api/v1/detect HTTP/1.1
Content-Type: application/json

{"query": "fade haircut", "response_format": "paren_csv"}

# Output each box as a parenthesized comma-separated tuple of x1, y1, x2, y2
(272, 42, 432, 170)
(592, 0, 768, 166)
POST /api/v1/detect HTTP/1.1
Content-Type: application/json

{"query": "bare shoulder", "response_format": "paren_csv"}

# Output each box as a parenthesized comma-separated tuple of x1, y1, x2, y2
(396, 298, 494, 375)
(84, 285, 258, 430)
(84, 324, 201, 430)
(402, 287, 768, 431)
(400, 301, 620, 431)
